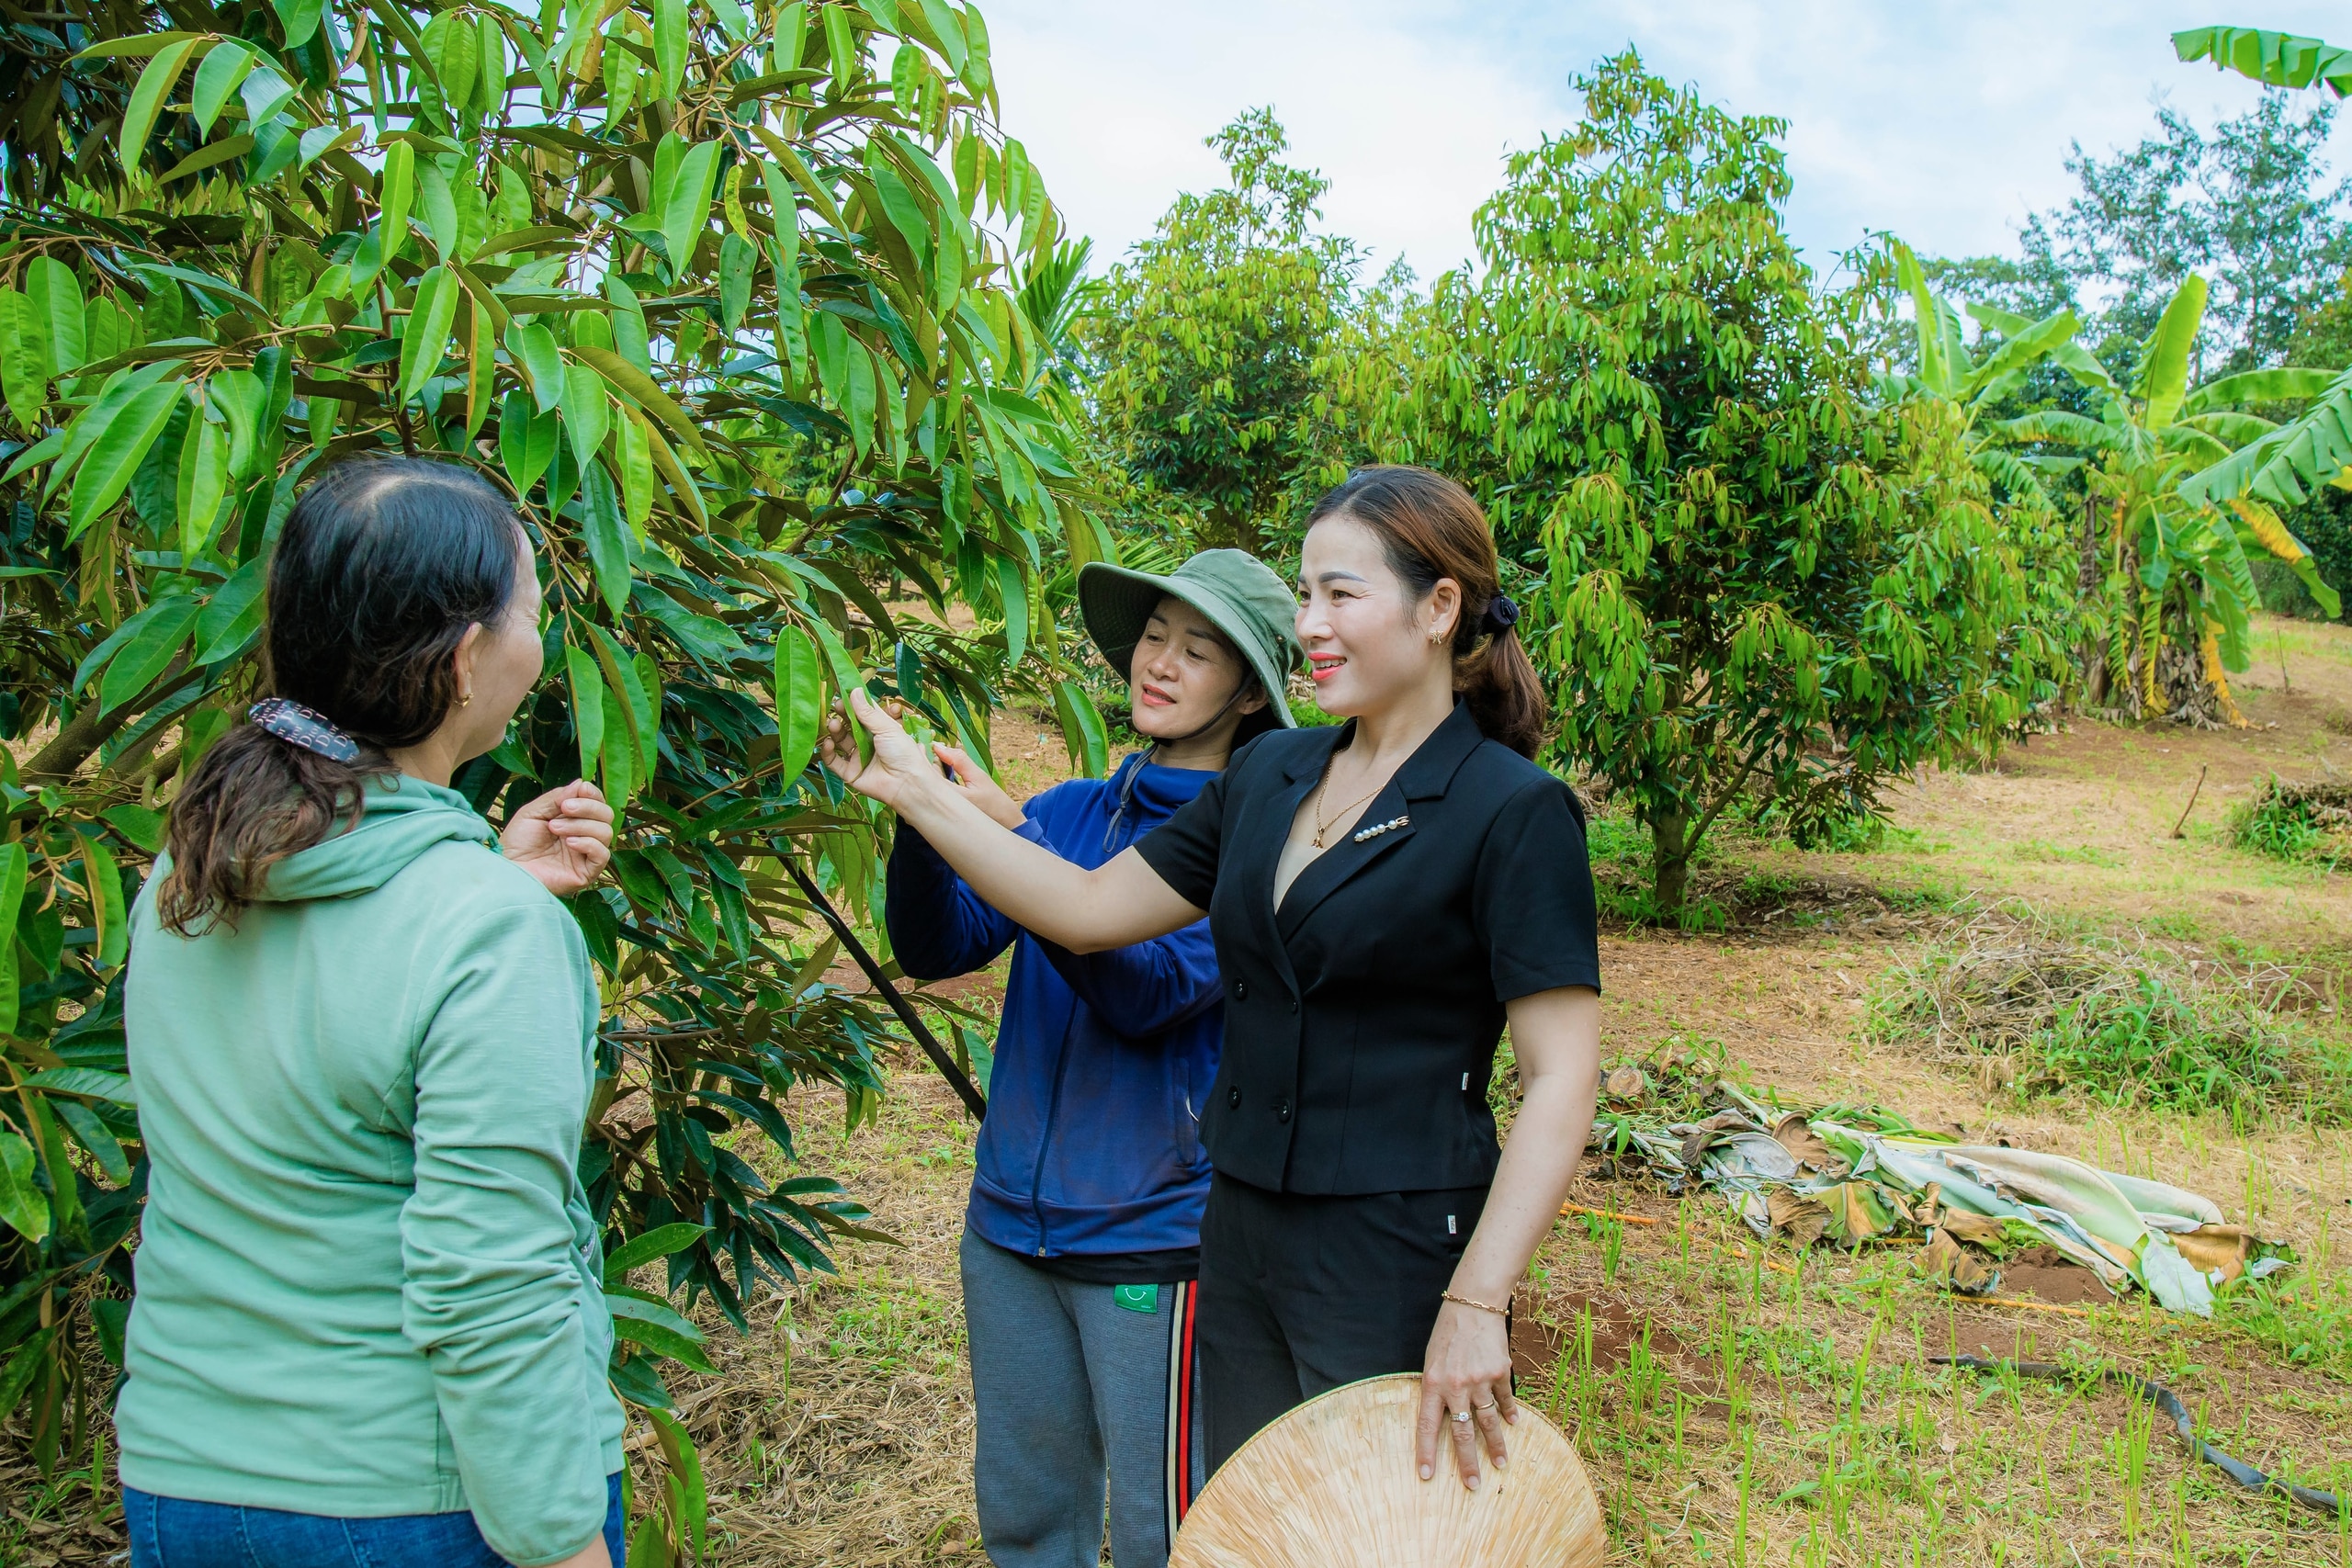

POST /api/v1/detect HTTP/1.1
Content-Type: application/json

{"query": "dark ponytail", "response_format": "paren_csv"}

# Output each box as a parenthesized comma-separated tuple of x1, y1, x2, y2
(158, 458, 526, 933)
(1306, 466, 1548, 758)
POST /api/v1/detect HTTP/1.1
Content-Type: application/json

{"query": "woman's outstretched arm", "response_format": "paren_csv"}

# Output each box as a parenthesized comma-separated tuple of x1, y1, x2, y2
(823, 691, 1204, 953)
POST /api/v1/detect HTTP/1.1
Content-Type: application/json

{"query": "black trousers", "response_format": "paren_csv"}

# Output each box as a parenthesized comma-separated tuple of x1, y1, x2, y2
(1195, 1170, 1491, 1475)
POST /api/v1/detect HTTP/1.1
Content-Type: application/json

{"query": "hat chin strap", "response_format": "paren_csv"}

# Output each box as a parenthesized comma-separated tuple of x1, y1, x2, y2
(1148, 671, 1255, 750)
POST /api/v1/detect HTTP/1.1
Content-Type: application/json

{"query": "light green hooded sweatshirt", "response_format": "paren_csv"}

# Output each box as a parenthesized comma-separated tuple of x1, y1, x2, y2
(118, 775, 625, 1567)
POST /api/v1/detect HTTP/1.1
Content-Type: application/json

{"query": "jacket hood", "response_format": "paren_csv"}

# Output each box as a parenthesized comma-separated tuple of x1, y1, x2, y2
(254, 775, 500, 904)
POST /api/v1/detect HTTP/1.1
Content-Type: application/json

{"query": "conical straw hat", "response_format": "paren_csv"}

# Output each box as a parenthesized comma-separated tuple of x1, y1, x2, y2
(1170, 1374, 1605, 1567)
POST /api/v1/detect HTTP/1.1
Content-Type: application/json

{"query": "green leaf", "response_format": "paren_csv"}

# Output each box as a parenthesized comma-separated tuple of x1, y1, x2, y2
(2174, 26, 2352, 96)
(607, 1353, 673, 1409)
(27, 1067, 137, 1104)
(603, 1220, 710, 1282)
(773, 623, 823, 786)
(190, 39, 255, 134)
(993, 551, 1026, 666)
(659, 139, 723, 279)
(500, 391, 557, 500)
(195, 556, 268, 663)
(397, 267, 462, 405)
(604, 1290, 707, 1345)
(79, 832, 129, 969)
(0, 288, 49, 430)
(652, 0, 687, 98)
(379, 142, 416, 268)
(561, 362, 608, 469)
(609, 1314, 718, 1375)
(599, 687, 635, 805)
(274, 0, 326, 47)
(2141, 276, 2207, 430)
(508, 322, 566, 414)
(582, 460, 631, 615)
(569, 344, 707, 457)
(421, 10, 480, 117)
(0, 1326, 57, 1411)
(69, 380, 183, 537)
(102, 801, 168, 853)
(1053, 678, 1108, 779)
(2181, 367, 2339, 415)
(52, 1099, 131, 1184)
(0, 1132, 46, 1245)
(567, 642, 606, 778)
(97, 592, 201, 715)
(25, 258, 85, 377)
(122, 39, 198, 175)
(175, 405, 228, 560)
(718, 231, 754, 332)
(822, 0, 858, 90)
(414, 163, 460, 259)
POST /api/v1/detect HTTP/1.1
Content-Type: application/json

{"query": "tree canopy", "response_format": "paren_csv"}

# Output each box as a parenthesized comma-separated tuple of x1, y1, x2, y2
(0, 0, 1108, 1541)
(1083, 108, 1359, 557)
(1354, 54, 2075, 917)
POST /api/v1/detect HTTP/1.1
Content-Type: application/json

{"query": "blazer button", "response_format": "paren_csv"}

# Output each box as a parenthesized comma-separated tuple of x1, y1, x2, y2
(1233, 979, 1249, 1001)
(1227, 1086, 1241, 1109)
(1288, 999, 1298, 1015)
(1273, 1098, 1293, 1123)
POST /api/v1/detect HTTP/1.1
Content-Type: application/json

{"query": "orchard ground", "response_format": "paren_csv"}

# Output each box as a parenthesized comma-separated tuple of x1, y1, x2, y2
(9, 616, 2352, 1566)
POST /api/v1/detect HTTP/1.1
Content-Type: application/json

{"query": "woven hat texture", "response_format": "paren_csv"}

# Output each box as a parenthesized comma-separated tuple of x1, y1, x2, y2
(1170, 1374, 1604, 1567)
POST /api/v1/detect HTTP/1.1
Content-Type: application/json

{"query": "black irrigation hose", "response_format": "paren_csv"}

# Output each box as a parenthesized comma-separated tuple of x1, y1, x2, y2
(1932, 1356, 2345, 1519)
(785, 857, 989, 1122)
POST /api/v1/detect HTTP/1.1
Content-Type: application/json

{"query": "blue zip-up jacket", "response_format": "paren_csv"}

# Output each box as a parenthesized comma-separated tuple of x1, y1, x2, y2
(886, 752, 1222, 1259)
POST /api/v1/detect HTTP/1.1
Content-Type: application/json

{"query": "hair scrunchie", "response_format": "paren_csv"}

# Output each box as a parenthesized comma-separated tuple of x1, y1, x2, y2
(1480, 593, 1521, 637)
(249, 698, 361, 763)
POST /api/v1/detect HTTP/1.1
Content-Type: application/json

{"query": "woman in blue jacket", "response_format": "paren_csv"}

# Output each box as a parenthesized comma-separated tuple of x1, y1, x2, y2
(885, 549, 1300, 1568)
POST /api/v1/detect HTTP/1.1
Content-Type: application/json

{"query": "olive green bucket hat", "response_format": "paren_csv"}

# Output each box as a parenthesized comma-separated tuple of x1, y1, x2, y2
(1078, 549, 1303, 728)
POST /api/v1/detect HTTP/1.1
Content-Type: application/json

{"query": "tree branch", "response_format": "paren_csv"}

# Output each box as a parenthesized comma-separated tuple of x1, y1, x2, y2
(22, 660, 201, 788)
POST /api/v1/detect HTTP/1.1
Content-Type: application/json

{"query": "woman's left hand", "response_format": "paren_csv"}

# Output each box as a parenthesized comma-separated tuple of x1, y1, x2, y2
(1416, 1300, 1517, 1489)
(502, 780, 615, 897)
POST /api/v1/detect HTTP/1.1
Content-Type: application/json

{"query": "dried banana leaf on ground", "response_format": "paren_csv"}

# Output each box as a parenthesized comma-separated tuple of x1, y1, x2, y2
(1581, 1077, 2291, 1314)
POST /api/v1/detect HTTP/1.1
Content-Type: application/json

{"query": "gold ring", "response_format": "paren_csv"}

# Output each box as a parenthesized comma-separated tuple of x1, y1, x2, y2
(1474, 1399, 1498, 1412)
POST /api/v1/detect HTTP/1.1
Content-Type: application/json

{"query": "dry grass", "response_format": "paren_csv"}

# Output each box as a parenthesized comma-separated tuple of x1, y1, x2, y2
(646, 1073, 991, 1565)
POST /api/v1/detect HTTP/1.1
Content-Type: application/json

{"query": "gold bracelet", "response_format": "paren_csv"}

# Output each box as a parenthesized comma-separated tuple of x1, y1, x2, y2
(1441, 1289, 1510, 1317)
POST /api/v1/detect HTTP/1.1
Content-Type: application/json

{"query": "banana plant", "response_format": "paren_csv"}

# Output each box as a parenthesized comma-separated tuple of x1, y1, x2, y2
(2000, 275, 2342, 721)
(1877, 237, 2079, 505)
(2167, 27, 2352, 511)
(2174, 26, 2351, 96)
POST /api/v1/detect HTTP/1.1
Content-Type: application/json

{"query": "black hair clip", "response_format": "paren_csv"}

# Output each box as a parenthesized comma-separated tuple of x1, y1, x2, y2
(1480, 594, 1521, 636)
(250, 698, 361, 763)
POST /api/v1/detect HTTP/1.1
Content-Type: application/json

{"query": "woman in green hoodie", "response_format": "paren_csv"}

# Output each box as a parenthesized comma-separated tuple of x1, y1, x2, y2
(119, 458, 626, 1568)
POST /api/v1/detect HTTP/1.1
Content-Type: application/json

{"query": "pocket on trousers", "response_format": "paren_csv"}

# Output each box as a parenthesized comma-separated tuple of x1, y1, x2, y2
(340, 1509, 504, 1568)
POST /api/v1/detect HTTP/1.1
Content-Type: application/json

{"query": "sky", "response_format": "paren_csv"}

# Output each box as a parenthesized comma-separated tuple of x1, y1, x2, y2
(981, 1, 2352, 283)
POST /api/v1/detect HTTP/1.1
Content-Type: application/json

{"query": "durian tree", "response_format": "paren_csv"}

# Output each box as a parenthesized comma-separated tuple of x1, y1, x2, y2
(0, 0, 1110, 1552)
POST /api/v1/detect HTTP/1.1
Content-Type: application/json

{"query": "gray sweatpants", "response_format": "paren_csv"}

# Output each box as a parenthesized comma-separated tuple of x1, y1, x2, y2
(959, 1228, 1203, 1568)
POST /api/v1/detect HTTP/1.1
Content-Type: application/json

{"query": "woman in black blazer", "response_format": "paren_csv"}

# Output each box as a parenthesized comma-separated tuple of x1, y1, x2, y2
(826, 467, 1600, 1494)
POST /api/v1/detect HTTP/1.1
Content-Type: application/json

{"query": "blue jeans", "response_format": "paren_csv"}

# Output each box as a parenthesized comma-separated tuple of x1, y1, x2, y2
(123, 1473, 625, 1568)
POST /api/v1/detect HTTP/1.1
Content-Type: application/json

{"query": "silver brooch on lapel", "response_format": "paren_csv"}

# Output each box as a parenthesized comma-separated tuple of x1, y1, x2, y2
(1351, 815, 1408, 843)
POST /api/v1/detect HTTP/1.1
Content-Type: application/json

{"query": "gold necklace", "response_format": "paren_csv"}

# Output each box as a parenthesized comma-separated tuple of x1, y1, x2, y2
(1311, 761, 1391, 849)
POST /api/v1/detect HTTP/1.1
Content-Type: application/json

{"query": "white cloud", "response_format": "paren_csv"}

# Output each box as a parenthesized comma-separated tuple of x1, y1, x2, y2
(981, 0, 2352, 279)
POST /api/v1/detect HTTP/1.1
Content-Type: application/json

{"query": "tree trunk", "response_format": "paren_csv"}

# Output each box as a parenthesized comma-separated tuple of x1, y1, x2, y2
(2078, 491, 2110, 707)
(1651, 808, 1690, 920)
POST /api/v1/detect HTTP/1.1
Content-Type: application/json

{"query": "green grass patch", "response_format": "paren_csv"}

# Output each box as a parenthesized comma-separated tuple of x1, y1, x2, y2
(1869, 910, 2352, 1126)
(2229, 775, 2352, 871)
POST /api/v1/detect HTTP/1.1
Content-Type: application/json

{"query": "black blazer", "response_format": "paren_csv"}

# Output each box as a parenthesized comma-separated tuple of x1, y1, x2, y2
(1134, 702, 1600, 1195)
